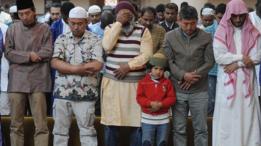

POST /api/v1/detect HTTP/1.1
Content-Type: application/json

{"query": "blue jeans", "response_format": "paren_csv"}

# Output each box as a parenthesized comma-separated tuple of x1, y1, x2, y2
(208, 75, 217, 116)
(141, 123, 169, 146)
(104, 125, 142, 146)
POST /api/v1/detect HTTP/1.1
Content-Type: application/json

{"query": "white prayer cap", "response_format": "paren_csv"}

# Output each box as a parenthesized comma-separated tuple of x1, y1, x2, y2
(69, 6, 88, 19)
(88, 5, 101, 14)
(9, 5, 17, 13)
(202, 7, 215, 16)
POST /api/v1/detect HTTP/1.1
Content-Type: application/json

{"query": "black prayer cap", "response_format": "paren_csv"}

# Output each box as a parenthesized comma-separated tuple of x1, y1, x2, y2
(16, 0, 35, 11)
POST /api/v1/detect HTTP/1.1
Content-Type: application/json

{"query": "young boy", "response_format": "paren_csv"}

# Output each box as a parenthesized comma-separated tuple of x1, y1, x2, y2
(136, 53, 176, 146)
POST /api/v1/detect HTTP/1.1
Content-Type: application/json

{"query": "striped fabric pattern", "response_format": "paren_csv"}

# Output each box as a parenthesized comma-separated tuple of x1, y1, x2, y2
(104, 25, 146, 82)
(141, 112, 170, 125)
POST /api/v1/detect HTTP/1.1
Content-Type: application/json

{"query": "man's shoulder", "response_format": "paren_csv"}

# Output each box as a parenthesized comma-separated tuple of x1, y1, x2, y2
(85, 30, 100, 38)
(134, 23, 146, 31)
(165, 28, 179, 38)
(56, 32, 69, 42)
(0, 22, 8, 32)
(197, 28, 212, 41)
(38, 22, 51, 30)
(51, 19, 62, 28)
(153, 24, 166, 33)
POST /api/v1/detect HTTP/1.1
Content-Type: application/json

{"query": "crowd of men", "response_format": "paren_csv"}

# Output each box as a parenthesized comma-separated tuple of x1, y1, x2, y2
(0, 0, 261, 146)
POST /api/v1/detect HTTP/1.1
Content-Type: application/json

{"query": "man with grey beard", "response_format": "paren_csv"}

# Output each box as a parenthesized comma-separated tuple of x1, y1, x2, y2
(101, 1, 153, 146)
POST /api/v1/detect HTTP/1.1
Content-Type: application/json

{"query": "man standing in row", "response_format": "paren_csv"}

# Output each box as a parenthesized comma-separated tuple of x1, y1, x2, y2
(139, 7, 166, 55)
(164, 6, 214, 146)
(4, 0, 52, 146)
(0, 20, 9, 116)
(51, 7, 103, 146)
(160, 3, 179, 32)
(101, 1, 153, 146)
(213, 0, 261, 145)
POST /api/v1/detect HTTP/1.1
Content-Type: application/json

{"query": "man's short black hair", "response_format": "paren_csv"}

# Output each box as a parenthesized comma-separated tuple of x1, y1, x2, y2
(51, 2, 61, 8)
(141, 7, 156, 17)
(156, 4, 165, 13)
(101, 11, 114, 29)
(180, 2, 189, 9)
(165, 3, 178, 13)
(216, 3, 226, 14)
(61, 2, 74, 16)
(179, 5, 198, 20)
(203, 2, 216, 10)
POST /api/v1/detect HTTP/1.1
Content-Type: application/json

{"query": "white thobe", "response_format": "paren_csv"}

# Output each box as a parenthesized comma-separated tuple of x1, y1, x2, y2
(0, 22, 10, 115)
(212, 27, 261, 146)
(250, 11, 261, 96)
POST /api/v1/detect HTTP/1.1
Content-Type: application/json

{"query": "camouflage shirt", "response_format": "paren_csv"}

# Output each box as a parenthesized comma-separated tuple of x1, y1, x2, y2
(53, 31, 103, 101)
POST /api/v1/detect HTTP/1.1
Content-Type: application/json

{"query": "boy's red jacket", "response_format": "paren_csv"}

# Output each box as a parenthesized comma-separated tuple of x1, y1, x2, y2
(136, 74, 176, 115)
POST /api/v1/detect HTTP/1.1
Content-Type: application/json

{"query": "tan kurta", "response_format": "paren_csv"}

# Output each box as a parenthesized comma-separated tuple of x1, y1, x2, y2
(150, 24, 166, 54)
(4, 21, 52, 93)
(101, 22, 153, 127)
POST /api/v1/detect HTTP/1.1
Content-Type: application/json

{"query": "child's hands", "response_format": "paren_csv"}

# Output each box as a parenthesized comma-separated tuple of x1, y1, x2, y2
(149, 101, 162, 112)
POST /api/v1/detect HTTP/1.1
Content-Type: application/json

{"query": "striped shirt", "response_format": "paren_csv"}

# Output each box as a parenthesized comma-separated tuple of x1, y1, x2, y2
(141, 112, 170, 125)
(104, 24, 147, 82)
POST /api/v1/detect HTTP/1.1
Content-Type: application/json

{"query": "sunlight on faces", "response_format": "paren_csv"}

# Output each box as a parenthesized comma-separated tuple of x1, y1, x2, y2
(18, 8, 36, 26)
(230, 13, 247, 28)
(180, 19, 197, 36)
(151, 66, 164, 79)
(68, 18, 87, 38)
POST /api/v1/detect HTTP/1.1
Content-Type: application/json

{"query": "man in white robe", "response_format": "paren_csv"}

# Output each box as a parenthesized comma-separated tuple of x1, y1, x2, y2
(213, 0, 261, 146)
(249, 1, 261, 98)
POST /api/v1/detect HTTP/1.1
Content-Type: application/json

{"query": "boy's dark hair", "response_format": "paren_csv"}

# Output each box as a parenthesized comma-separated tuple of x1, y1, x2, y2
(165, 3, 178, 13)
(216, 3, 226, 14)
(179, 5, 198, 20)
(156, 4, 165, 13)
(141, 7, 156, 17)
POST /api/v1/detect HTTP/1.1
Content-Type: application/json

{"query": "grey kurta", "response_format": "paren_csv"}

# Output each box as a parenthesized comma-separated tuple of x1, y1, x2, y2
(4, 21, 52, 93)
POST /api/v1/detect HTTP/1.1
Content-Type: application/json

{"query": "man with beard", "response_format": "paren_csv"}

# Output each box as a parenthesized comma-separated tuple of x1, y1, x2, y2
(51, 7, 103, 146)
(101, 1, 153, 146)
(139, 7, 166, 55)
(213, 0, 261, 145)
(4, 0, 52, 146)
